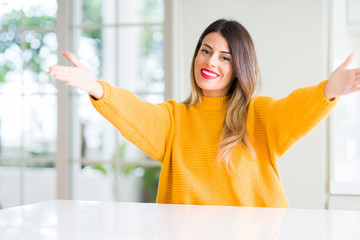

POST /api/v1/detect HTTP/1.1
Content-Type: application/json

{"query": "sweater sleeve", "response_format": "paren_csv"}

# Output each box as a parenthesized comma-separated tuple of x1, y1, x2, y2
(259, 80, 339, 160)
(89, 80, 174, 163)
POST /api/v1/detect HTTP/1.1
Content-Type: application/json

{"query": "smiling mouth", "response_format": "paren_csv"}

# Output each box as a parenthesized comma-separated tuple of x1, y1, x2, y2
(201, 68, 219, 79)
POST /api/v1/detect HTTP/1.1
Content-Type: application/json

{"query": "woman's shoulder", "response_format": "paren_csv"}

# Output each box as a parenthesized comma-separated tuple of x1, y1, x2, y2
(161, 99, 186, 107)
(157, 99, 188, 114)
(249, 95, 277, 109)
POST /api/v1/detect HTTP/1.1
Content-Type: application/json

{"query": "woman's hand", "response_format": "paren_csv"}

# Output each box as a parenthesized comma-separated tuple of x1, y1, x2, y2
(48, 51, 104, 99)
(325, 52, 360, 100)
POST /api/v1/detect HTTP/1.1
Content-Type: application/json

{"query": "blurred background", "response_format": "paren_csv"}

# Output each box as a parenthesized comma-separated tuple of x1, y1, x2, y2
(0, 0, 164, 208)
(0, 0, 359, 210)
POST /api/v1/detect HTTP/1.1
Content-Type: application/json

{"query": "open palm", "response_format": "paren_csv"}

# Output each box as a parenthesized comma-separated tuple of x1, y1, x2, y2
(48, 51, 103, 99)
(325, 52, 360, 99)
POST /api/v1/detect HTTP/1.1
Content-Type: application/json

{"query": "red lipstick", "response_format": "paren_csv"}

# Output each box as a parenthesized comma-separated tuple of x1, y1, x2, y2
(200, 68, 219, 79)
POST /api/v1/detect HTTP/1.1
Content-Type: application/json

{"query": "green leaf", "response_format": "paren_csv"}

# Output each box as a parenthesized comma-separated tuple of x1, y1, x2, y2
(92, 163, 107, 175)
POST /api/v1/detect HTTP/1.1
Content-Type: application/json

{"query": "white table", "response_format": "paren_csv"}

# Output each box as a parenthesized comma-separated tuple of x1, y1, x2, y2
(0, 200, 359, 239)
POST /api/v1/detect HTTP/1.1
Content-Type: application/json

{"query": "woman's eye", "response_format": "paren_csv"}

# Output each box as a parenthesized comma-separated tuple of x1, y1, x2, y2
(221, 57, 231, 62)
(201, 49, 209, 54)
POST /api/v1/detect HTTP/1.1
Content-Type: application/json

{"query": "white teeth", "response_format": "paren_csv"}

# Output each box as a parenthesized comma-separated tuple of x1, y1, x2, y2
(202, 69, 218, 77)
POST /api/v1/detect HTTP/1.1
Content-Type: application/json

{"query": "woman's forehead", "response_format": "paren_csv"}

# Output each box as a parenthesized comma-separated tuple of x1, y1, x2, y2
(202, 32, 230, 52)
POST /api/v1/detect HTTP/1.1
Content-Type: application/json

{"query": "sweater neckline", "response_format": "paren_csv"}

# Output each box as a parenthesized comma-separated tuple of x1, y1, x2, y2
(196, 95, 228, 111)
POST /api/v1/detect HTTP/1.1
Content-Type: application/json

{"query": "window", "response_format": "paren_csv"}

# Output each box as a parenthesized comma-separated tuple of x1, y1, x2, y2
(0, 0, 169, 208)
(330, 0, 360, 195)
(68, 0, 166, 202)
(0, 0, 58, 208)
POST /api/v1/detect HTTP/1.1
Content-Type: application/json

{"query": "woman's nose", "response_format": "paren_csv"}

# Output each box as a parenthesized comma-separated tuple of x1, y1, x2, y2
(207, 55, 217, 68)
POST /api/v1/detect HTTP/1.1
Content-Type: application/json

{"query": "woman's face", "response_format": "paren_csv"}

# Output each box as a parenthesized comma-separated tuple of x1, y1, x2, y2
(194, 32, 235, 97)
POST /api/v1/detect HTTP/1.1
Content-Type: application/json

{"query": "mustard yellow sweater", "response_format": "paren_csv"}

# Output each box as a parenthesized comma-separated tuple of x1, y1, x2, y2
(91, 80, 338, 208)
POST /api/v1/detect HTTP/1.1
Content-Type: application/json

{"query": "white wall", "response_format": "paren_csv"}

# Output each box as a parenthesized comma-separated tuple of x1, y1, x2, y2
(173, 0, 330, 209)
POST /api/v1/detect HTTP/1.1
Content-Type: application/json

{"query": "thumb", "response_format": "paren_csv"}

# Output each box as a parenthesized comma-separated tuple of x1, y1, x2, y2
(62, 51, 82, 67)
(339, 51, 357, 69)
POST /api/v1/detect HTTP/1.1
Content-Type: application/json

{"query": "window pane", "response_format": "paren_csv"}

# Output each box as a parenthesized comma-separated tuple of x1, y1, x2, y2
(71, 162, 114, 201)
(118, 0, 164, 23)
(118, 25, 164, 93)
(74, 93, 117, 162)
(331, 94, 360, 194)
(0, 165, 21, 208)
(23, 95, 57, 158)
(75, 29, 103, 79)
(74, 27, 116, 81)
(0, 39, 22, 88)
(81, 0, 102, 24)
(117, 136, 148, 163)
(118, 165, 161, 203)
(0, 94, 23, 159)
(23, 31, 57, 91)
(83, 0, 117, 25)
(24, 165, 56, 204)
(22, 0, 57, 29)
(0, 5, 22, 32)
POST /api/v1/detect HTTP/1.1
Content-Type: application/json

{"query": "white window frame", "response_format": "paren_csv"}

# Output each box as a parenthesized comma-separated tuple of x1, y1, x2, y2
(55, 0, 173, 200)
(329, 0, 360, 197)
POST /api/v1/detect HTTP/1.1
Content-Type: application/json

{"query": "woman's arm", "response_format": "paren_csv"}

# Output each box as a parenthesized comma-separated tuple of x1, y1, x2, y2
(90, 81, 174, 162)
(48, 51, 174, 163)
(263, 52, 359, 159)
(262, 81, 337, 159)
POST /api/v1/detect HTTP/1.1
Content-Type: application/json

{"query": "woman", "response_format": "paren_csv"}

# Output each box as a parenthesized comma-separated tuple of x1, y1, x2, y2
(49, 19, 360, 207)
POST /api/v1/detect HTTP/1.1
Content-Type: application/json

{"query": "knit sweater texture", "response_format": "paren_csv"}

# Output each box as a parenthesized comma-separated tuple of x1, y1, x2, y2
(91, 80, 338, 208)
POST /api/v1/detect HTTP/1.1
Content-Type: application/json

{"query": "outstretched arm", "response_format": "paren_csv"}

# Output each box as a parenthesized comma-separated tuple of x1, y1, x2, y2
(48, 51, 104, 99)
(262, 52, 359, 159)
(49, 50, 174, 162)
(325, 52, 360, 99)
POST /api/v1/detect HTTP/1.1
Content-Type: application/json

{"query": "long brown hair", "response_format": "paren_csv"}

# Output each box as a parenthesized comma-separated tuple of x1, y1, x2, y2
(183, 19, 261, 170)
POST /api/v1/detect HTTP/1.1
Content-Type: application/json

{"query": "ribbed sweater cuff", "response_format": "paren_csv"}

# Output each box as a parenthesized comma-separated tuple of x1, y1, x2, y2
(318, 79, 340, 105)
(89, 80, 111, 106)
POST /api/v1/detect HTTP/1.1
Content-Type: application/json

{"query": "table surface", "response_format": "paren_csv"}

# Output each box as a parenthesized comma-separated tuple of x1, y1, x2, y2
(0, 200, 360, 240)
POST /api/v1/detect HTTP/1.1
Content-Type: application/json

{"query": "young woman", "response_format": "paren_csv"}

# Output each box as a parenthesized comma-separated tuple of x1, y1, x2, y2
(49, 19, 360, 208)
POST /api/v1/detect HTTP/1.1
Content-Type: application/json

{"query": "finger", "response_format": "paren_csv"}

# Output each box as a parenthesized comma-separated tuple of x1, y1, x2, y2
(48, 65, 73, 74)
(351, 78, 360, 89)
(48, 69, 72, 79)
(62, 51, 81, 67)
(51, 73, 70, 81)
(340, 51, 358, 69)
(353, 84, 360, 92)
(48, 65, 60, 74)
(354, 77, 360, 83)
(355, 68, 360, 75)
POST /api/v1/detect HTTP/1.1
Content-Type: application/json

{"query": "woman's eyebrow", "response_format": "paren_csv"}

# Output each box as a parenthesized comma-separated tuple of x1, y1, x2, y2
(202, 43, 231, 55)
